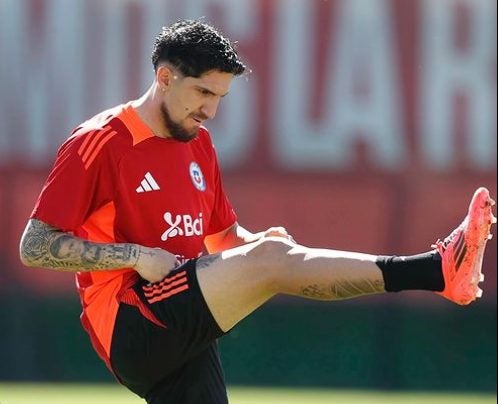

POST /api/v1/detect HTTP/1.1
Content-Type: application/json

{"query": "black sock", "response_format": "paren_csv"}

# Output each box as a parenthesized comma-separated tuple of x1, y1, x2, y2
(376, 251, 444, 292)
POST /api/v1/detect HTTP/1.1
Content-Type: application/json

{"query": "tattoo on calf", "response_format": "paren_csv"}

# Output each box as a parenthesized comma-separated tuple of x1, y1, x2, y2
(301, 284, 330, 300)
(301, 279, 384, 300)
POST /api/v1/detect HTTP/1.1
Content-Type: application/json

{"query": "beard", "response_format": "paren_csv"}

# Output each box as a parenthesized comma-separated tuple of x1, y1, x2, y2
(160, 102, 199, 143)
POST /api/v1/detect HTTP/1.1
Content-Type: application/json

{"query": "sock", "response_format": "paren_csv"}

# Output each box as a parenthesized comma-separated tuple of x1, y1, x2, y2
(376, 251, 444, 292)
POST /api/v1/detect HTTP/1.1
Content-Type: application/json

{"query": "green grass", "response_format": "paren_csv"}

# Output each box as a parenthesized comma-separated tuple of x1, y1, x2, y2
(0, 383, 496, 404)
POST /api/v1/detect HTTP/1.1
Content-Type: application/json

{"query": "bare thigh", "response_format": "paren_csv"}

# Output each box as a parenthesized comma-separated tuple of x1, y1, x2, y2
(195, 239, 283, 332)
(195, 237, 383, 332)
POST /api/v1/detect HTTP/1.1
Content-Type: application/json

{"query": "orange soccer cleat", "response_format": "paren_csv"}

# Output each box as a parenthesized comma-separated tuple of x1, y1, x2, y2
(433, 187, 496, 305)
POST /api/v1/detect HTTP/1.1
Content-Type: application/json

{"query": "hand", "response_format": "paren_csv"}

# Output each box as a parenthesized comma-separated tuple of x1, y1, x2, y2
(262, 226, 296, 243)
(133, 246, 179, 283)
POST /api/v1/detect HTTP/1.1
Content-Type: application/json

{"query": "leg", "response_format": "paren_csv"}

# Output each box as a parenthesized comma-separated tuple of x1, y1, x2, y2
(197, 187, 496, 332)
(197, 239, 384, 332)
(111, 261, 231, 403)
(146, 342, 228, 404)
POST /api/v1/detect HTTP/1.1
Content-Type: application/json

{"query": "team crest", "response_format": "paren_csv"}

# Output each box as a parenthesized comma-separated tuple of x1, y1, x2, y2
(189, 162, 206, 191)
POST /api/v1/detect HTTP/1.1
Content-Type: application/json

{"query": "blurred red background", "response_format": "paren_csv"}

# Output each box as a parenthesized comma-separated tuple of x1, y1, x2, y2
(0, 0, 496, 306)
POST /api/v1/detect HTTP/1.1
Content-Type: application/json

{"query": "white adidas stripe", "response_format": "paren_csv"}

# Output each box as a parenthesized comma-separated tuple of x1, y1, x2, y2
(136, 172, 160, 193)
(141, 179, 153, 192)
(145, 172, 160, 190)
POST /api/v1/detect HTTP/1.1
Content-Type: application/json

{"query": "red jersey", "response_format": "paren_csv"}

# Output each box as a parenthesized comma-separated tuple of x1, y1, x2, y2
(31, 103, 237, 369)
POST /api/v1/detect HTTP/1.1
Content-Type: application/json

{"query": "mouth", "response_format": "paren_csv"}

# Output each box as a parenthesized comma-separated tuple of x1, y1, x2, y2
(191, 114, 208, 124)
(191, 117, 205, 127)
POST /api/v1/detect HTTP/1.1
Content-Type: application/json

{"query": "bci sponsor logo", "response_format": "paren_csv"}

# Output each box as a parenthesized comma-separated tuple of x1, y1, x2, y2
(161, 212, 204, 241)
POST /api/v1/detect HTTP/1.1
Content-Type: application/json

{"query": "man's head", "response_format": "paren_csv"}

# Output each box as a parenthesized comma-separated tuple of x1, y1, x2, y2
(151, 20, 247, 142)
(152, 19, 246, 78)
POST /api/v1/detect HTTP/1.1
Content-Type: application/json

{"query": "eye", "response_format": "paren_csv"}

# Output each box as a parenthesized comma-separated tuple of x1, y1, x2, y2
(197, 87, 213, 97)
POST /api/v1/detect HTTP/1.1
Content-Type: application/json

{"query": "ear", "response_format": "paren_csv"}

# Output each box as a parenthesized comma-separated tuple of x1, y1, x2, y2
(156, 65, 176, 90)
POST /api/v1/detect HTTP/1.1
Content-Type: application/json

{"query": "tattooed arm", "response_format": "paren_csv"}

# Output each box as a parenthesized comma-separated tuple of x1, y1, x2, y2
(19, 218, 178, 283)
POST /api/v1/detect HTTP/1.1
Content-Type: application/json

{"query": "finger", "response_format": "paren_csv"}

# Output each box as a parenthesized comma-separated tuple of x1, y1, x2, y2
(265, 231, 287, 238)
(266, 227, 288, 237)
(273, 226, 288, 235)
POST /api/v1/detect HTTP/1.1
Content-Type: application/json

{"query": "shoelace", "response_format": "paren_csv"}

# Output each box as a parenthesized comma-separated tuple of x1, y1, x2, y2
(431, 220, 466, 250)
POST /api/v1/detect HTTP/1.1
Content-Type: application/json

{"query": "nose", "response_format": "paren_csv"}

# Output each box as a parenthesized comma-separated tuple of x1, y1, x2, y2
(200, 98, 221, 120)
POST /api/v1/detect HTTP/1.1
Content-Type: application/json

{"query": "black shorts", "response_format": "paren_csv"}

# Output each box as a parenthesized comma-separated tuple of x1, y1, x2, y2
(110, 259, 229, 404)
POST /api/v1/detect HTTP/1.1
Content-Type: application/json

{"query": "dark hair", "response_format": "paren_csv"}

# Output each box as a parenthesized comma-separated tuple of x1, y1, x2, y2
(151, 19, 247, 77)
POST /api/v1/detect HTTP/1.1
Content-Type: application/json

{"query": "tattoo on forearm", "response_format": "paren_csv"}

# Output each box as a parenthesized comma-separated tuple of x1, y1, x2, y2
(301, 278, 384, 300)
(20, 219, 139, 272)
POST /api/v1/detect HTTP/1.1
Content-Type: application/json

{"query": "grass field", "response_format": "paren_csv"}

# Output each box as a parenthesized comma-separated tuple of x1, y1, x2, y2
(0, 384, 496, 404)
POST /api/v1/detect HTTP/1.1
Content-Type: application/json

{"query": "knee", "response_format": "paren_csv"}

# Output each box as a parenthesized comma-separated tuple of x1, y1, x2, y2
(249, 237, 294, 267)
(242, 237, 297, 294)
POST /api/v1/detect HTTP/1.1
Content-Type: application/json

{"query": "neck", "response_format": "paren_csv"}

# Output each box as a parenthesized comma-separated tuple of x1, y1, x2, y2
(131, 85, 170, 139)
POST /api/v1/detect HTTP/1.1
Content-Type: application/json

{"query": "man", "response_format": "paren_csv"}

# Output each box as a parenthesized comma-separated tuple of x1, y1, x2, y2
(20, 19, 495, 404)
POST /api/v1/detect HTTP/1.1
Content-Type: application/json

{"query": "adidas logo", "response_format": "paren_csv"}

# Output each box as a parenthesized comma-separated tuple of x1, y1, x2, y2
(136, 172, 160, 193)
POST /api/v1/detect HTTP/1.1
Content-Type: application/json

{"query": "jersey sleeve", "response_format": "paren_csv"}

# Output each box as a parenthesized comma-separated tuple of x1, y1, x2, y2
(31, 130, 116, 232)
(206, 144, 237, 235)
